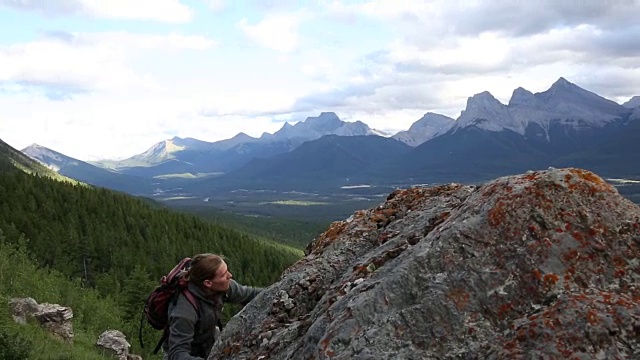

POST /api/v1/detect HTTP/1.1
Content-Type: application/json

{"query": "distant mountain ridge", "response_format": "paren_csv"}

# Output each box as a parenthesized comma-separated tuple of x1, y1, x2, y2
(392, 112, 455, 146)
(22, 144, 157, 194)
(623, 96, 640, 108)
(384, 77, 635, 183)
(20, 77, 640, 199)
(0, 140, 68, 179)
(201, 135, 412, 192)
(91, 112, 389, 178)
(455, 77, 627, 135)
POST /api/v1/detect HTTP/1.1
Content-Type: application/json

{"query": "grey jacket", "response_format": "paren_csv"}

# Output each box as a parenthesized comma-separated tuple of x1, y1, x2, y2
(164, 280, 262, 360)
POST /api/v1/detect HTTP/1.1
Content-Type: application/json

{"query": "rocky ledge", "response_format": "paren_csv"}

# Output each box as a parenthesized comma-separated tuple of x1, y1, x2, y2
(209, 167, 640, 359)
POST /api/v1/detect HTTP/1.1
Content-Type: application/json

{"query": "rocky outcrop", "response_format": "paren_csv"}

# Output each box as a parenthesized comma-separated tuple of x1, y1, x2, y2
(9, 297, 39, 324)
(96, 330, 142, 360)
(209, 167, 640, 359)
(9, 298, 74, 343)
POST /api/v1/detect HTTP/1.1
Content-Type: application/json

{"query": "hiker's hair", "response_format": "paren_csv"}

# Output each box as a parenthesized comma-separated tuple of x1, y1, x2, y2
(187, 253, 225, 286)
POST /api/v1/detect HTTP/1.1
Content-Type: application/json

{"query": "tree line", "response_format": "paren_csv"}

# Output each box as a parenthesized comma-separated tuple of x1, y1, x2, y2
(0, 164, 303, 358)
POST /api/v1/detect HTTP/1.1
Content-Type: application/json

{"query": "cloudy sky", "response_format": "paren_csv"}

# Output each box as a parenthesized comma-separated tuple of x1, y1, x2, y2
(0, 0, 639, 160)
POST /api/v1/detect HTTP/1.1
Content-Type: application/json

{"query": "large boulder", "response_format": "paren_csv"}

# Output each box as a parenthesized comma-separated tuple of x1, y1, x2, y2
(34, 304, 74, 343)
(209, 168, 640, 359)
(96, 330, 142, 360)
(9, 297, 39, 324)
(9, 298, 74, 343)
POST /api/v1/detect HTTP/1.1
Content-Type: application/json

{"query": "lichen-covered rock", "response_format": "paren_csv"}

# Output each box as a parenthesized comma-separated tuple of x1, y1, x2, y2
(209, 168, 640, 359)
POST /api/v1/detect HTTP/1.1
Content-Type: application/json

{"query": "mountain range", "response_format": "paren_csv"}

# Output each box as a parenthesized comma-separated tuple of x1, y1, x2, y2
(19, 77, 640, 199)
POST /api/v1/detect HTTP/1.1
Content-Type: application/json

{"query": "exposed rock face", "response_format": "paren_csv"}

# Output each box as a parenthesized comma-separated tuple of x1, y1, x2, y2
(209, 167, 640, 360)
(96, 330, 141, 360)
(34, 304, 74, 343)
(9, 298, 74, 343)
(9, 297, 39, 324)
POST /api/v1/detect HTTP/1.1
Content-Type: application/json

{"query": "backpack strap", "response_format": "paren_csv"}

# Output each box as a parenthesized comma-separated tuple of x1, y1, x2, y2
(151, 288, 201, 355)
(182, 288, 200, 315)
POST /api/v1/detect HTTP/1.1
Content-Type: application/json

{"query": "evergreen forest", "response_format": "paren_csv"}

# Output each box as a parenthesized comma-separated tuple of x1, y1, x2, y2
(0, 145, 305, 359)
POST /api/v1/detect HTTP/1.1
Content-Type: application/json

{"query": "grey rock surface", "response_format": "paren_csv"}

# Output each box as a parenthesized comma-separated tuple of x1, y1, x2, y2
(9, 297, 39, 324)
(9, 297, 74, 343)
(34, 303, 74, 343)
(209, 168, 640, 359)
(96, 329, 138, 360)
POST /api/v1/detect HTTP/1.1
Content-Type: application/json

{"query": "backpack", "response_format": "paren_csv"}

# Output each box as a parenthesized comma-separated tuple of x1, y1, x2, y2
(139, 257, 200, 354)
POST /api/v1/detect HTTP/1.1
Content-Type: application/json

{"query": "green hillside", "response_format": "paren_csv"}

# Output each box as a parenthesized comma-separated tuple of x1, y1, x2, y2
(0, 139, 304, 358)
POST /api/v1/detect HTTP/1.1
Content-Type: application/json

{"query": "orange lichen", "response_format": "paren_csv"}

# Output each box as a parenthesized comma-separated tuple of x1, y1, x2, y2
(614, 269, 626, 278)
(586, 309, 598, 325)
(532, 268, 542, 281)
(612, 256, 627, 268)
(448, 288, 470, 310)
(309, 221, 349, 254)
(543, 273, 559, 287)
(488, 201, 507, 227)
(563, 249, 579, 262)
(571, 231, 584, 242)
(498, 303, 513, 319)
(567, 168, 615, 193)
(323, 221, 348, 239)
(564, 173, 573, 183)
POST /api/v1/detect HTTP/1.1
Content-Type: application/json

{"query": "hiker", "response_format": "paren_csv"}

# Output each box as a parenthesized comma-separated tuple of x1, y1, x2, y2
(162, 253, 263, 360)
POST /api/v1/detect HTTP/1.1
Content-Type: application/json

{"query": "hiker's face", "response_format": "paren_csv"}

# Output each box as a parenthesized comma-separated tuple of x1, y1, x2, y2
(204, 261, 232, 292)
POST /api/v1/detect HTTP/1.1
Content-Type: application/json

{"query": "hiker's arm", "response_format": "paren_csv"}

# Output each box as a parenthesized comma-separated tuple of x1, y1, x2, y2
(225, 279, 263, 305)
(166, 304, 202, 360)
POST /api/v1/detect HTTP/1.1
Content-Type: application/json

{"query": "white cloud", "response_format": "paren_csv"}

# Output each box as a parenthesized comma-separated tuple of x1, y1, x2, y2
(203, 0, 225, 12)
(80, 0, 193, 22)
(2, 0, 640, 161)
(237, 12, 307, 52)
(0, 32, 217, 96)
(289, 0, 640, 123)
(0, 0, 193, 22)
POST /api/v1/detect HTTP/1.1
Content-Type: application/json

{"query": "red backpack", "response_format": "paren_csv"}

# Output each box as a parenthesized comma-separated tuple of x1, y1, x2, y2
(139, 257, 200, 354)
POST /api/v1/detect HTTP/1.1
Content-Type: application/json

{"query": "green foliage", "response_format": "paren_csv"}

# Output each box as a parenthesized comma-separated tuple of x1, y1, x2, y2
(179, 205, 329, 249)
(0, 306, 32, 360)
(0, 236, 121, 359)
(0, 170, 301, 288)
(0, 166, 304, 358)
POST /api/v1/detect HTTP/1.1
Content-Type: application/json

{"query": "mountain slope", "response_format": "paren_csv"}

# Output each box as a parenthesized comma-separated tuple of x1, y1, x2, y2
(262, 112, 380, 142)
(200, 135, 412, 192)
(381, 124, 551, 183)
(392, 112, 455, 146)
(99, 112, 384, 178)
(386, 77, 635, 183)
(0, 138, 70, 180)
(22, 144, 157, 194)
(623, 96, 640, 108)
(554, 107, 640, 176)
